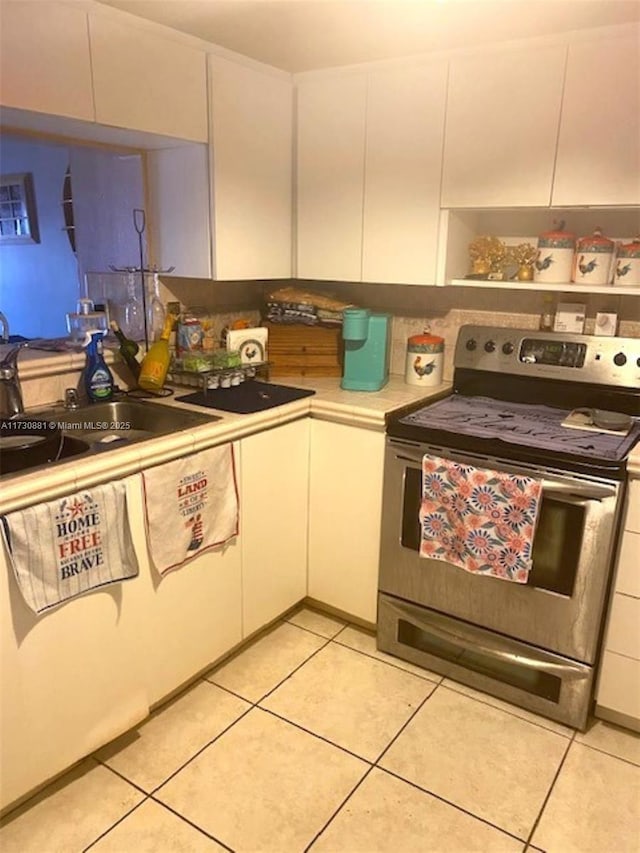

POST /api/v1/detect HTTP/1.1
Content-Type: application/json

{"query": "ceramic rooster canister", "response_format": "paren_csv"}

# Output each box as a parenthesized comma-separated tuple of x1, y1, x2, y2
(573, 228, 616, 286)
(533, 221, 576, 284)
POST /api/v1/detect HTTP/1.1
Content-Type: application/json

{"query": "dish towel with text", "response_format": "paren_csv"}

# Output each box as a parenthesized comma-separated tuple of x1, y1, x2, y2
(419, 455, 542, 583)
(142, 445, 238, 575)
(1, 482, 138, 615)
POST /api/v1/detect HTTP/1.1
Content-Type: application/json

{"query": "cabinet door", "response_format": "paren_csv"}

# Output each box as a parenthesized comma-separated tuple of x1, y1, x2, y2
(146, 144, 213, 278)
(240, 420, 309, 637)
(363, 63, 447, 285)
(553, 32, 640, 206)
(441, 44, 566, 207)
(296, 73, 367, 281)
(209, 56, 292, 280)
(596, 650, 640, 727)
(125, 470, 243, 706)
(308, 420, 385, 623)
(70, 145, 146, 281)
(0, 475, 149, 813)
(89, 13, 207, 142)
(0, 0, 94, 120)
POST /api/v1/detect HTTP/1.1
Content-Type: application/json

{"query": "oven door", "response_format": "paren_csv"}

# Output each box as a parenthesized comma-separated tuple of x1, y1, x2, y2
(379, 438, 623, 664)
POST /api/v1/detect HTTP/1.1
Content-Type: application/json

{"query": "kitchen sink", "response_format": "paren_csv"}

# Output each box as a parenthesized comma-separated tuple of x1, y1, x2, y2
(0, 399, 220, 477)
(40, 399, 219, 444)
(0, 435, 92, 476)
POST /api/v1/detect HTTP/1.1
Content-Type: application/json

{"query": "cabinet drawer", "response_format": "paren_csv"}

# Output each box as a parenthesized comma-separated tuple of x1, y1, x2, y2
(605, 593, 640, 660)
(597, 650, 640, 723)
(627, 479, 640, 534)
(615, 532, 640, 598)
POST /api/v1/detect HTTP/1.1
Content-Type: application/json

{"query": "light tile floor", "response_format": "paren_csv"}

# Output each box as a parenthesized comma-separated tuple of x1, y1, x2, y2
(1, 607, 639, 853)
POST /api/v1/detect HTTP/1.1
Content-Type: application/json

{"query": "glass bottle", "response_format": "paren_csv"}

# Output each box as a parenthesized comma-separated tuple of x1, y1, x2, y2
(138, 313, 175, 392)
(540, 295, 555, 331)
(123, 271, 144, 341)
(147, 272, 166, 342)
(110, 320, 140, 381)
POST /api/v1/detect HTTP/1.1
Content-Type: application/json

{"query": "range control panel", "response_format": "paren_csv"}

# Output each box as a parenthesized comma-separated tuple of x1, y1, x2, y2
(454, 326, 640, 389)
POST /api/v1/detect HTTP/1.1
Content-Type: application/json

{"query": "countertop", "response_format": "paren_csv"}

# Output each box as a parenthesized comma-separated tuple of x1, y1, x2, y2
(0, 375, 450, 514)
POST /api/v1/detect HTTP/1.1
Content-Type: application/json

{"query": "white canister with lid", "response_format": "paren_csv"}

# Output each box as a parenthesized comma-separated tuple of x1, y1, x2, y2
(405, 331, 444, 387)
(573, 227, 616, 286)
(534, 221, 576, 283)
(614, 235, 640, 287)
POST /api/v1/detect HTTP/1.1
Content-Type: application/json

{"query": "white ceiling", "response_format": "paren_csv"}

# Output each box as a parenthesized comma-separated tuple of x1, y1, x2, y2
(95, 0, 640, 72)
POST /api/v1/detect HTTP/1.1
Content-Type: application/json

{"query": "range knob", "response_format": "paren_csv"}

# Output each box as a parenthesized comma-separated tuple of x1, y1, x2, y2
(502, 342, 514, 355)
(484, 340, 496, 353)
(637, 357, 640, 368)
(613, 352, 627, 367)
(466, 339, 477, 351)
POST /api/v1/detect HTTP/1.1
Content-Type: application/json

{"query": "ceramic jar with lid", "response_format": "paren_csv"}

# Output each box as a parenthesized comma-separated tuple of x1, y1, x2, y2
(573, 227, 616, 286)
(614, 236, 640, 287)
(405, 331, 444, 387)
(534, 222, 576, 284)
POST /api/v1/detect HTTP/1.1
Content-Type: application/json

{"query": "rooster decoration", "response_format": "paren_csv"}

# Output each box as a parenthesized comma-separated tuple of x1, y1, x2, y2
(577, 255, 598, 276)
(616, 262, 632, 279)
(535, 254, 553, 272)
(413, 356, 437, 377)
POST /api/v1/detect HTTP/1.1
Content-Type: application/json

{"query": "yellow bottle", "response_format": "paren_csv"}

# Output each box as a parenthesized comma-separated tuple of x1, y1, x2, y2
(138, 314, 174, 392)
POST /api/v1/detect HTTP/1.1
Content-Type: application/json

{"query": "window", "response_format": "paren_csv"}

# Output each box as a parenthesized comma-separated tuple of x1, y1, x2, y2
(0, 172, 40, 244)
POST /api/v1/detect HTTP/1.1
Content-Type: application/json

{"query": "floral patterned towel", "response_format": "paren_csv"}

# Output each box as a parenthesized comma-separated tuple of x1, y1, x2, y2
(419, 455, 542, 583)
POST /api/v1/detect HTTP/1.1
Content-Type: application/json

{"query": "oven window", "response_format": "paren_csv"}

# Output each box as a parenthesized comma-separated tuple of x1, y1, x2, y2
(401, 465, 585, 596)
(529, 498, 584, 596)
(397, 618, 561, 702)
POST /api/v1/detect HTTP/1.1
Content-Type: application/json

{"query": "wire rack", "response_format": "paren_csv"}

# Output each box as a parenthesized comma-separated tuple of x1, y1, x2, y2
(167, 359, 270, 391)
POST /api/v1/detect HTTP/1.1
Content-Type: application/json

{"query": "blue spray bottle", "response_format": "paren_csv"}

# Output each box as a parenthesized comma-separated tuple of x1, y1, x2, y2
(83, 330, 115, 402)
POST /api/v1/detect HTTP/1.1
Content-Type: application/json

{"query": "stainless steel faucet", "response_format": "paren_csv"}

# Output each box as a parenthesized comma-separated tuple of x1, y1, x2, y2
(0, 344, 27, 418)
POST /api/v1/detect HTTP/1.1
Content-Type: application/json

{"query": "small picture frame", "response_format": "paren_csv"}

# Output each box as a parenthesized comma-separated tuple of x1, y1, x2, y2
(0, 172, 40, 244)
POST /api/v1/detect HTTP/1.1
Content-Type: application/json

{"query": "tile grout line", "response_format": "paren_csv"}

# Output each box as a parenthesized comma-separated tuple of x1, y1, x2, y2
(82, 796, 151, 853)
(373, 679, 442, 767)
(301, 683, 444, 851)
(372, 681, 531, 846)
(440, 682, 574, 740)
(302, 765, 377, 853)
(331, 636, 445, 685)
(147, 795, 236, 852)
(377, 765, 529, 847)
(573, 738, 640, 768)
(257, 705, 377, 766)
(524, 729, 576, 849)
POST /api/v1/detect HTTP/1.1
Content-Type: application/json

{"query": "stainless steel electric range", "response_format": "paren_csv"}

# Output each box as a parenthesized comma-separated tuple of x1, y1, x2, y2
(378, 325, 640, 730)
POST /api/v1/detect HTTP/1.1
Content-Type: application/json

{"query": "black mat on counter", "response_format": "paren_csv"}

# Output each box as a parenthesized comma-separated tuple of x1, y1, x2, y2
(176, 381, 316, 414)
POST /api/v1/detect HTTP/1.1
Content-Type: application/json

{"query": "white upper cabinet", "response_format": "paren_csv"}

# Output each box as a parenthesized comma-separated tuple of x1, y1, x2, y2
(146, 144, 213, 278)
(0, 0, 94, 121)
(553, 31, 640, 206)
(89, 13, 208, 142)
(208, 56, 293, 280)
(441, 44, 566, 208)
(363, 63, 448, 284)
(296, 73, 368, 281)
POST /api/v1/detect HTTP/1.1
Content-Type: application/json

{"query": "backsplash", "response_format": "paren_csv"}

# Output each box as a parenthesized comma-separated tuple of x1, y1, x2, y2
(87, 272, 639, 384)
(391, 311, 640, 380)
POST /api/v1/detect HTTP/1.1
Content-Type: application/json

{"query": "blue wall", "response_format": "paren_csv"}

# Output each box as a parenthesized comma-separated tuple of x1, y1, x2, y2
(0, 137, 80, 338)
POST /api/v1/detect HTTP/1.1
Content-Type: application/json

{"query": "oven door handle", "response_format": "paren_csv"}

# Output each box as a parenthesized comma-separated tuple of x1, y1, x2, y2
(393, 452, 616, 500)
(407, 616, 589, 682)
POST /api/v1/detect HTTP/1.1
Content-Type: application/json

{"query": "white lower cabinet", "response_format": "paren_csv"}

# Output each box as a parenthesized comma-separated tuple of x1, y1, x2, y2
(239, 420, 309, 637)
(596, 478, 640, 731)
(0, 467, 243, 813)
(307, 420, 385, 624)
(0, 475, 148, 812)
(125, 472, 242, 707)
